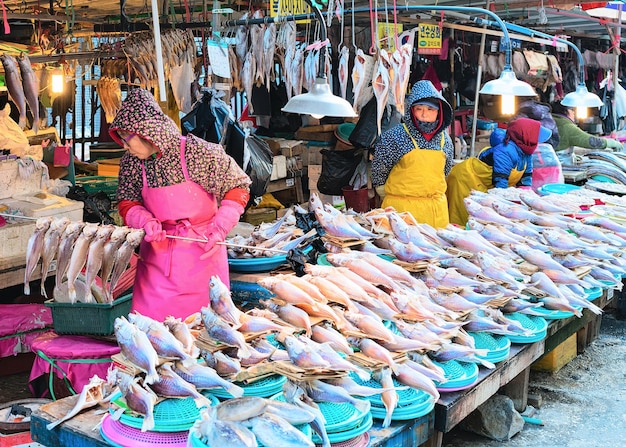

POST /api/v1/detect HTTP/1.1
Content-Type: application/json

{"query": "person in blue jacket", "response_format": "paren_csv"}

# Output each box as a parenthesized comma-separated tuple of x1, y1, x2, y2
(446, 117, 551, 225)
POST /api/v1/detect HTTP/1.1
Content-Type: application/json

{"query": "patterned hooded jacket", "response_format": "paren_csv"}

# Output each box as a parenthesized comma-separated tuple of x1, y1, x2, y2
(372, 80, 454, 187)
(110, 88, 251, 204)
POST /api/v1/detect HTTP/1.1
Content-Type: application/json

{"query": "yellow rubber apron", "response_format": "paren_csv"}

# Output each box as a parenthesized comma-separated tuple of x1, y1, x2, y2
(382, 124, 449, 228)
(446, 148, 525, 226)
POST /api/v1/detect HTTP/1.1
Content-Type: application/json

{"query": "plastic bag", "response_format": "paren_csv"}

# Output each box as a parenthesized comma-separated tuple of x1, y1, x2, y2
(243, 133, 274, 200)
(349, 97, 402, 149)
(317, 148, 364, 196)
(531, 143, 564, 191)
(181, 91, 219, 143)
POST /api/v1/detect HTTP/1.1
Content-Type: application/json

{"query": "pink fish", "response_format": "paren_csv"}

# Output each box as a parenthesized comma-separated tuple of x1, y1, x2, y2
(373, 367, 398, 428)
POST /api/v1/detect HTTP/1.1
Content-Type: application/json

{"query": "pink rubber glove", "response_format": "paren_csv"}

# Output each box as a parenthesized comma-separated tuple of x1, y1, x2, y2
(200, 200, 244, 260)
(125, 205, 166, 243)
(518, 185, 533, 190)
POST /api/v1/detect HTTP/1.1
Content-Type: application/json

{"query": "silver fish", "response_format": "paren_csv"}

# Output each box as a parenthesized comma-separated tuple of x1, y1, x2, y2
(173, 360, 244, 397)
(213, 396, 267, 421)
(0, 54, 26, 128)
(100, 226, 131, 302)
(108, 229, 144, 299)
(128, 312, 194, 362)
(281, 334, 330, 369)
(191, 409, 256, 447)
(251, 413, 315, 447)
(113, 316, 160, 384)
(54, 222, 85, 289)
(24, 216, 53, 296)
(373, 366, 398, 428)
(200, 307, 251, 358)
(264, 400, 316, 425)
(66, 223, 100, 303)
(201, 349, 241, 376)
(164, 315, 198, 356)
(210, 275, 242, 327)
(149, 363, 211, 407)
(17, 53, 40, 134)
(39, 217, 70, 298)
(305, 379, 371, 414)
(83, 225, 114, 303)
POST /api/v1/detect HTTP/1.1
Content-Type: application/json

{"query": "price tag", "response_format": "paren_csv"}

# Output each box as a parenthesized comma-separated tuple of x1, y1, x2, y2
(286, 178, 295, 187)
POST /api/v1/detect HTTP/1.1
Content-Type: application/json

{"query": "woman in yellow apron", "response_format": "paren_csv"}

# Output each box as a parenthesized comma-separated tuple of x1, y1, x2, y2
(446, 117, 552, 226)
(372, 80, 454, 228)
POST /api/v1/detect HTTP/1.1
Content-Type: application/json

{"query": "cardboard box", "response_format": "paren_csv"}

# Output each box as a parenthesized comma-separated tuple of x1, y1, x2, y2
(270, 155, 287, 181)
(243, 207, 277, 226)
(307, 165, 322, 190)
(97, 158, 121, 177)
(279, 140, 306, 158)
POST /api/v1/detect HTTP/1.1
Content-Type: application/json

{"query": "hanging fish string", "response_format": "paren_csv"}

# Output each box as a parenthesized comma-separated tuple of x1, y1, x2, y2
(164, 234, 290, 254)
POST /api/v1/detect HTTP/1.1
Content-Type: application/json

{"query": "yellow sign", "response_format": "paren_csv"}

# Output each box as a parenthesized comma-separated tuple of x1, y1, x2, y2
(377, 23, 404, 52)
(270, 0, 312, 23)
(418, 23, 442, 55)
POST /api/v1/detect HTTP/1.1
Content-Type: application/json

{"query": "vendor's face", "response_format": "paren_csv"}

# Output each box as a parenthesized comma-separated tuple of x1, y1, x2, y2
(411, 105, 439, 123)
(118, 131, 157, 160)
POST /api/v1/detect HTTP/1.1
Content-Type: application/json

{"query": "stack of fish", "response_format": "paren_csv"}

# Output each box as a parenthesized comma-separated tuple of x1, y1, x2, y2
(188, 396, 315, 447)
(225, 209, 315, 258)
(23, 217, 144, 303)
(580, 151, 626, 185)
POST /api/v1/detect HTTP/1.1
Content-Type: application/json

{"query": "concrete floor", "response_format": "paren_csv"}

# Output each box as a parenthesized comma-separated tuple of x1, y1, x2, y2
(1, 311, 625, 446)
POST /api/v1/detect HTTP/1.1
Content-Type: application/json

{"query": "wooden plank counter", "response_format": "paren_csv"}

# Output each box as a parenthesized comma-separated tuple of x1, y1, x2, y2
(0, 254, 55, 290)
(31, 395, 110, 447)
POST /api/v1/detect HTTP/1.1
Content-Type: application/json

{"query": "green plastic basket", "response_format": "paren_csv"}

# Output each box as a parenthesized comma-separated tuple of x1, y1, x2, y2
(504, 313, 548, 344)
(75, 175, 119, 201)
(44, 293, 132, 335)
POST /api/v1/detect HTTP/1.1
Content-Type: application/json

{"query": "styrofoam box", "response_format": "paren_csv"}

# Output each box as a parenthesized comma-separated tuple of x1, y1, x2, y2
(0, 159, 46, 200)
(270, 155, 287, 181)
(0, 195, 84, 259)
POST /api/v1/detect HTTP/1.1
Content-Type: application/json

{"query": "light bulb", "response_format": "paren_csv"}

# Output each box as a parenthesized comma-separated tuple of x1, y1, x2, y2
(501, 95, 515, 115)
(310, 113, 325, 119)
(576, 106, 588, 120)
(51, 73, 64, 93)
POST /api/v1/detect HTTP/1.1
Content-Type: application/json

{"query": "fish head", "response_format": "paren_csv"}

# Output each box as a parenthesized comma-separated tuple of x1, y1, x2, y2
(200, 306, 218, 326)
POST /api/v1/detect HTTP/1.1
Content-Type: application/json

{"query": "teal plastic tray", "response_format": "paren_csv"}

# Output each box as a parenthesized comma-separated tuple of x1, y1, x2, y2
(585, 287, 603, 300)
(504, 313, 548, 344)
(204, 374, 287, 399)
(530, 305, 582, 320)
(110, 393, 219, 432)
(469, 332, 511, 363)
(188, 421, 312, 447)
(433, 360, 479, 390)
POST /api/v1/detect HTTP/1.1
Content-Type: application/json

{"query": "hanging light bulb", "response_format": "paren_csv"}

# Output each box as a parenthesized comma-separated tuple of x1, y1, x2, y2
(576, 106, 589, 120)
(501, 95, 516, 115)
(51, 66, 64, 94)
(310, 113, 325, 119)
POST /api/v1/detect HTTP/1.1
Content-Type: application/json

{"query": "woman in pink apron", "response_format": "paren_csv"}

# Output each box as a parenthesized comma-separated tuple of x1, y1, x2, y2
(109, 88, 251, 321)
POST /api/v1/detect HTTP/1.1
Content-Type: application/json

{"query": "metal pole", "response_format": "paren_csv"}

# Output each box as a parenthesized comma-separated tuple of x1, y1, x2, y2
(615, 4, 623, 133)
(470, 13, 489, 158)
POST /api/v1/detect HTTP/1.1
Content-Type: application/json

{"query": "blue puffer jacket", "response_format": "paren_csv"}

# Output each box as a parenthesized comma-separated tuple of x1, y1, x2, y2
(478, 128, 532, 188)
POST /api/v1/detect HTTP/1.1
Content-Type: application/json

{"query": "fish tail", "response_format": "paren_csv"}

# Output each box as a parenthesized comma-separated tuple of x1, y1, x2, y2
(18, 115, 26, 129)
(68, 285, 77, 304)
(141, 413, 155, 432)
(41, 283, 48, 299)
(144, 370, 159, 385)
(24, 282, 30, 296)
(383, 410, 393, 428)
(228, 383, 245, 398)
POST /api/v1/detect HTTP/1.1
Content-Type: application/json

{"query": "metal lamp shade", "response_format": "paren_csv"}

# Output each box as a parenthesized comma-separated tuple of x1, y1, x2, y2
(561, 84, 604, 108)
(282, 78, 358, 118)
(479, 69, 537, 97)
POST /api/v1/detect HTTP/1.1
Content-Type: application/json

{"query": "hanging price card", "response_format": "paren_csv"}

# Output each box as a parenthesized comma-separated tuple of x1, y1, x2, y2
(418, 23, 442, 55)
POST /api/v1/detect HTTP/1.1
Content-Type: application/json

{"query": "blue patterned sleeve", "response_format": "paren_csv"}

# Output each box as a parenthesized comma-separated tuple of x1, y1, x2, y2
(372, 135, 402, 186)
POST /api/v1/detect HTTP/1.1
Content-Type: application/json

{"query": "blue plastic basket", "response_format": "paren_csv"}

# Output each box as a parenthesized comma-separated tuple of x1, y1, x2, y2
(469, 332, 511, 363)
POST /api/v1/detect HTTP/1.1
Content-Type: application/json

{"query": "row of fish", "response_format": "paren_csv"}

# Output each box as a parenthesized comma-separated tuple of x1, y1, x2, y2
(100, 28, 197, 113)
(226, 208, 316, 258)
(23, 217, 144, 303)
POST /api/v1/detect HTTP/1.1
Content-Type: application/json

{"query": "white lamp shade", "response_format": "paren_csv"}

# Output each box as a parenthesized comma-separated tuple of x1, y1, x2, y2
(561, 84, 604, 108)
(479, 69, 537, 97)
(282, 78, 357, 118)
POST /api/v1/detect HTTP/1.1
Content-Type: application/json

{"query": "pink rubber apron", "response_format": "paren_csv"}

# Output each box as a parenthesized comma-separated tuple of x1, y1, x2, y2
(131, 137, 229, 321)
